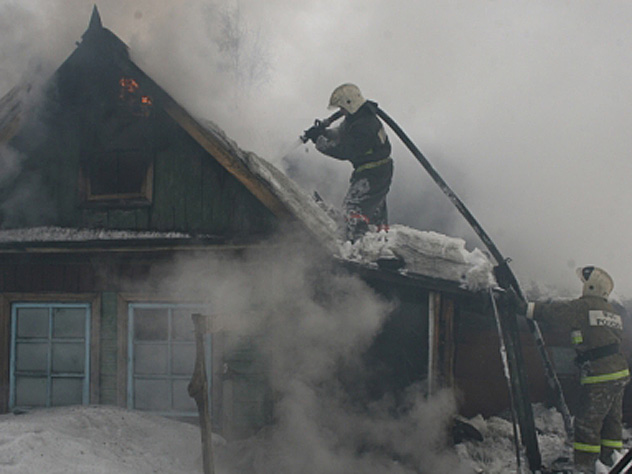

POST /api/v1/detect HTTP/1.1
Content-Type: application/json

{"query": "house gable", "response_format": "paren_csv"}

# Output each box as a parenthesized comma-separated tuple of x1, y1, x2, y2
(0, 7, 283, 238)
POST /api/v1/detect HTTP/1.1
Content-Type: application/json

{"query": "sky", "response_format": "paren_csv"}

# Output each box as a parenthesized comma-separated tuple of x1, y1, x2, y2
(2, 0, 632, 297)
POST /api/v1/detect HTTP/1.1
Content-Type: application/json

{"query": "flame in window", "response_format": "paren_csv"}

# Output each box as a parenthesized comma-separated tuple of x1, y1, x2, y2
(119, 78, 139, 97)
(119, 77, 152, 117)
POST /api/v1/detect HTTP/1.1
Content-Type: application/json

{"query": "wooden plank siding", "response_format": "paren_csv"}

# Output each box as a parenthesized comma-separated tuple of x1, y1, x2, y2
(99, 291, 119, 405)
(146, 113, 278, 236)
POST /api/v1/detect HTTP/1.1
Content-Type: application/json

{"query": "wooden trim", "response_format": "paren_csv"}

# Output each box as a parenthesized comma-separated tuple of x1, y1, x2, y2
(341, 260, 483, 298)
(0, 240, 264, 254)
(116, 294, 128, 407)
(440, 296, 456, 389)
(161, 96, 293, 220)
(0, 292, 101, 411)
(0, 295, 11, 412)
(90, 294, 102, 404)
(428, 291, 442, 395)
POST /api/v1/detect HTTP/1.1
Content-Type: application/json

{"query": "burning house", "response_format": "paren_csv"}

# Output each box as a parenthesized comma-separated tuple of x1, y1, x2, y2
(0, 6, 581, 446)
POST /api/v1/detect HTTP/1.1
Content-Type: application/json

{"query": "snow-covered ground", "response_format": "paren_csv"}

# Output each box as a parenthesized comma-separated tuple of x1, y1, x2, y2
(0, 404, 584, 474)
(0, 406, 204, 474)
(457, 404, 573, 473)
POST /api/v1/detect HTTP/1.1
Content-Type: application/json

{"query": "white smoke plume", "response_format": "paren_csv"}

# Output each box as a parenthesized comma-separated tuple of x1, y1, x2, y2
(153, 232, 470, 473)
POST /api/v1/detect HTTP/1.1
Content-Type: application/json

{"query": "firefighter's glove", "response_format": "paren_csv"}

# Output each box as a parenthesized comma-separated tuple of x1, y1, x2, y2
(315, 135, 329, 151)
(507, 289, 528, 317)
(493, 263, 512, 290)
(303, 119, 325, 144)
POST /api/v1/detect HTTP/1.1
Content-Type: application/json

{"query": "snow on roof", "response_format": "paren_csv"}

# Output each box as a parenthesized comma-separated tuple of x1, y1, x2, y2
(0, 226, 191, 243)
(340, 225, 496, 291)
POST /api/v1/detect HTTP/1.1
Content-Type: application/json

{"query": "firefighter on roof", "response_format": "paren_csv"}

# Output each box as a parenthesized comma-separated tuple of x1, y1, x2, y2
(311, 83, 393, 242)
(525, 266, 629, 473)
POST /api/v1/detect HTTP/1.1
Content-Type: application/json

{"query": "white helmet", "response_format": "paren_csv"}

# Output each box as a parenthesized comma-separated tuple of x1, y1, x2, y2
(328, 83, 366, 114)
(576, 266, 614, 299)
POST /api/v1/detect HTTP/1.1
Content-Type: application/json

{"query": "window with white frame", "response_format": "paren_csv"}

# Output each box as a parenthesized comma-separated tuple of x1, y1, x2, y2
(10, 303, 91, 410)
(127, 303, 210, 417)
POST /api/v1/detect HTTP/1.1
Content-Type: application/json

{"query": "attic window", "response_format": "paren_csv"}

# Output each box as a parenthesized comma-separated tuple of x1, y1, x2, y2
(81, 149, 153, 206)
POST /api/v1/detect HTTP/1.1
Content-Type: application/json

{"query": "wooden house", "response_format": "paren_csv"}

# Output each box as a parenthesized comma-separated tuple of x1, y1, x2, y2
(0, 7, 581, 441)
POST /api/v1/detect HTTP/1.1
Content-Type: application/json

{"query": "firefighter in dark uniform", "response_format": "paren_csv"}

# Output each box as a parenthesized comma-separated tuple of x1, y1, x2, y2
(312, 83, 393, 242)
(525, 266, 629, 473)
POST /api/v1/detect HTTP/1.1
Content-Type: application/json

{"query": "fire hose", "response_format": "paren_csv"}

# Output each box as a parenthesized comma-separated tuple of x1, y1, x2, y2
(366, 100, 573, 442)
(301, 100, 574, 472)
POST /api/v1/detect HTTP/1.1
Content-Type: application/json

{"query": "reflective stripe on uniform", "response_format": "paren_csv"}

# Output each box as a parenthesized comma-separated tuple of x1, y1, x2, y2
(581, 369, 630, 385)
(571, 330, 583, 345)
(354, 157, 392, 174)
(601, 439, 624, 449)
(573, 442, 601, 453)
(526, 302, 536, 320)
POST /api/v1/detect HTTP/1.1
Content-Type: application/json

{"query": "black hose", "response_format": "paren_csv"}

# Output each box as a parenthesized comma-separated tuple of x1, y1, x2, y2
(368, 100, 580, 470)
(369, 101, 574, 441)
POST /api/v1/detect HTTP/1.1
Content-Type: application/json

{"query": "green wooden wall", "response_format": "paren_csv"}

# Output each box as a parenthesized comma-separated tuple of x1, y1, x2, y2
(99, 291, 119, 405)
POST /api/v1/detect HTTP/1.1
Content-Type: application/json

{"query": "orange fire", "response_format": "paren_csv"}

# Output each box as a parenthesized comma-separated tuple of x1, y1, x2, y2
(119, 77, 153, 116)
(119, 77, 139, 94)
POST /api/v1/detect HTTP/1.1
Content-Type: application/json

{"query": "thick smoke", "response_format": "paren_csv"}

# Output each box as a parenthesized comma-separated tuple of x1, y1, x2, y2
(3, 0, 632, 295)
(156, 231, 469, 473)
(0, 81, 56, 226)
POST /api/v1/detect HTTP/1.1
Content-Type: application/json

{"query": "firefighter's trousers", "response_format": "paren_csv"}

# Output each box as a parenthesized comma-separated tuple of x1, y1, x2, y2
(574, 377, 629, 469)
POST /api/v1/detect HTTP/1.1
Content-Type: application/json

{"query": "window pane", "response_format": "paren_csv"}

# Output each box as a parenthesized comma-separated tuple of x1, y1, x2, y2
(134, 343, 168, 375)
(15, 377, 47, 406)
(16, 308, 49, 338)
(135, 379, 170, 411)
(172, 344, 195, 375)
(90, 151, 118, 196)
(89, 150, 150, 196)
(172, 310, 195, 341)
(15, 343, 48, 372)
(172, 380, 196, 412)
(51, 378, 84, 406)
(134, 308, 168, 341)
(118, 150, 148, 194)
(53, 308, 86, 338)
(130, 304, 210, 414)
(52, 343, 85, 373)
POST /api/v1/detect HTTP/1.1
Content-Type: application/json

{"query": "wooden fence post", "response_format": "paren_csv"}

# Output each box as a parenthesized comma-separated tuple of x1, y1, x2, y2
(188, 313, 215, 474)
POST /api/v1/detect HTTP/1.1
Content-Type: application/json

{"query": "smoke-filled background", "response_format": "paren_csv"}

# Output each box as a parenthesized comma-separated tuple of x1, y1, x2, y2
(2, 0, 632, 297)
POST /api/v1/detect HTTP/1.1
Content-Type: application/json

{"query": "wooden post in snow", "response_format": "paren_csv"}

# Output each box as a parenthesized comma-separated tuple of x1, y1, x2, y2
(188, 313, 215, 474)
(427, 291, 437, 395)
